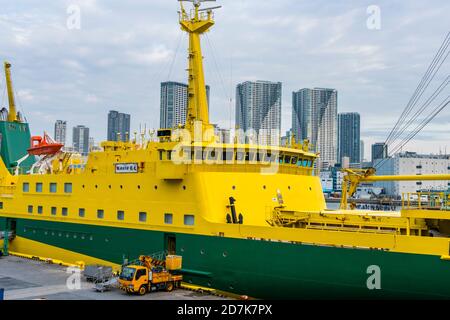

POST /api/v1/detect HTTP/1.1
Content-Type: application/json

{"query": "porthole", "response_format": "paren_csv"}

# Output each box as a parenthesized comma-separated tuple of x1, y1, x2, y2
(309, 187, 312, 191)
(232, 186, 236, 190)
(263, 185, 266, 189)
(51, 232, 55, 236)
(137, 185, 141, 189)
(183, 185, 186, 190)
(188, 279, 192, 284)
(73, 235, 77, 239)
(154, 185, 158, 190)
(120, 185, 123, 189)
(58, 232, 62, 237)
(288, 186, 291, 190)
(207, 282, 212, 287)
(108, 185, 111, 189)
(223, 251, 228, 258)
(81, 235, 85, 240)
(229, 285, 234, 290)
(82, 185, 85, 188)
(95, 185, 98, 189)
(200, 249, 205, 255)
(180, 247, 185, 253)
(89, 236, 93, 241)
(105, 238, 109, 242)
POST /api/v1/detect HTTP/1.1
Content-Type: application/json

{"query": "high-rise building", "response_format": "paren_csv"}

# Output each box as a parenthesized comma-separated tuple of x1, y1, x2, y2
(292, 88, 337, 167)
(107, 110, 131, 142)
(54, 120, 67, 145)
(160, 81, 210, 129)
(72, 125, 90, 155)
(360, 140, 365, 162)
(337, 112, 360, 164)
(371, 142, 388, 164)
(235, 80, 282, 145)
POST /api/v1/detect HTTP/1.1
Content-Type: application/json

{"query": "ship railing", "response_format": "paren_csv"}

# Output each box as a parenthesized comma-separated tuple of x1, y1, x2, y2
(401, 191, 450, 210)
(180, 9, 214, 22)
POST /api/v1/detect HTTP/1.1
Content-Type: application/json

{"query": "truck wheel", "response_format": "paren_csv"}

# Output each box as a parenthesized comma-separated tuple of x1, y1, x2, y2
(166, 282, 174, 292)
(138, 285, 147, 295)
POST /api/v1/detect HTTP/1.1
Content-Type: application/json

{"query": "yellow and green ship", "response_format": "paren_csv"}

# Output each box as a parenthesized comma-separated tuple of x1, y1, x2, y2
(1, 2, 450, 299)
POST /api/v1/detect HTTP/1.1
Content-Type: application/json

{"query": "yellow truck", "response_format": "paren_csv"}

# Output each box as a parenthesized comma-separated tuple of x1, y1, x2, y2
(119, 255, 182, 295)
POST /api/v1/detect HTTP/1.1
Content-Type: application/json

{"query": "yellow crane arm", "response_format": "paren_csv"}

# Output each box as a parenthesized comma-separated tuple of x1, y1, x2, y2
(4, 61, 17, 122)
(339, 168, 450, 209)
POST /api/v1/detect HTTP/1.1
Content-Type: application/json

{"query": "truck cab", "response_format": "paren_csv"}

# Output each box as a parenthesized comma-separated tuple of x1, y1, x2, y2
(119, 265, 149, 295)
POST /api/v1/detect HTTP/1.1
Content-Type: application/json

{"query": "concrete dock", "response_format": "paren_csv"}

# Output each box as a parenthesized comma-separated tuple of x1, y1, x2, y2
(0, 255, 230, 300)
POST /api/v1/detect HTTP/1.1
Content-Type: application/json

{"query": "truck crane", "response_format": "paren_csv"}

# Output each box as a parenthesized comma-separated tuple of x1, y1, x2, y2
(118, 254, 182, 295)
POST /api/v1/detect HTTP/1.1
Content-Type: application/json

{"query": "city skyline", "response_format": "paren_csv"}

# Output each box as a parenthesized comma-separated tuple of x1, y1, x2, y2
(2, 1, 448, 157)
(107, 110, 131, 142)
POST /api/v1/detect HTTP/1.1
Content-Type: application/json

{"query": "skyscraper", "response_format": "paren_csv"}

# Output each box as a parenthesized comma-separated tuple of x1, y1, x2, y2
(235, 80, 282, 145)
(372, 142, 388, 164)
(72, 125, 90, 155)
(292, 88, 337, 167)
(360, 140, 365, 162)
(107, 110, 131, 142)
(54, 120, 67, 145)
(337, 112, 360, 164)
(160, 82, 210, 129)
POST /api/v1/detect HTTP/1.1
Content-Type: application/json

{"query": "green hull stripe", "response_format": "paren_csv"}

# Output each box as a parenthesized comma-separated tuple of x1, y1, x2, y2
(5, 218, 450, 299)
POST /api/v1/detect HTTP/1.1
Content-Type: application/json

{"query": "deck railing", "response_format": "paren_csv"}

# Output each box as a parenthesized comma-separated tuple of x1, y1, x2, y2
(401, 191, 450, 210)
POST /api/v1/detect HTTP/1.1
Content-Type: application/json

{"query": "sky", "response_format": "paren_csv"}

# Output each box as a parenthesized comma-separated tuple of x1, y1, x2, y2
(0, 0, 449, 160)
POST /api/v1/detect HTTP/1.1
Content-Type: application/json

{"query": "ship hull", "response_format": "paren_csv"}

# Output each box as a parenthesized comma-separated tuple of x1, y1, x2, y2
(2, 217, 450, 299)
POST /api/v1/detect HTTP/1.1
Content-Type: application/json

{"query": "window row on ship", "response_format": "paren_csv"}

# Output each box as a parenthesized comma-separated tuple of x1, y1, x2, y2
(160, 147, 315, 167)
(22, 205, 195, 226)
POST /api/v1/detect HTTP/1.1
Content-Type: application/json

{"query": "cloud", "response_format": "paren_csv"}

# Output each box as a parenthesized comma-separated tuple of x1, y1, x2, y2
(1, 0, 448, 155)
(126, 45, 173, 65)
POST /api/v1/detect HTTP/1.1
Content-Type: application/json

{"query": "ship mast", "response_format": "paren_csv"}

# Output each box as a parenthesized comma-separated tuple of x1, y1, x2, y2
(179, 0, 219, 139)
(4, 62, 18, 122)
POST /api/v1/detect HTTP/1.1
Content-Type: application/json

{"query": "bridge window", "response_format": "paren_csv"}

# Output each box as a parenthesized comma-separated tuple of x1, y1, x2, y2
(23, 183, 29, 192)
(235, 152, 245, 162)
(164, 213, 173, 224)
(284, 155, 291, 164)
(37, 206, 43, 214)
(79, 208, 85, 217)
(207, 150, 218, 161)
(50, 183, 57, 193)
(28, 205, 33, 213)
(97, 209, 104, 219)
(36, 183, 43, 192)
(221, 151, 234, 161)
(51, 207, 57, 215)
(195, 148, 203, 161)
(62, 207, 68, 216)
(139, 212, 147, 222)
(184, 215, 195, 226)
(291, 157, 298, 164)
(64, 183, 72, 193)
(0, 202, 3, 209)
(117, 210, 125, 221)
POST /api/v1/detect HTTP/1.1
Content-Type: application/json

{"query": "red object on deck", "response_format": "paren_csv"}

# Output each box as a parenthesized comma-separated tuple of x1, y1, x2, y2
(27, 132, 63, 156)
